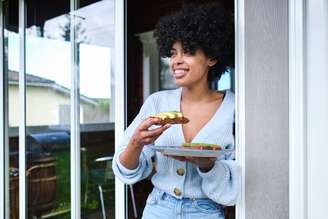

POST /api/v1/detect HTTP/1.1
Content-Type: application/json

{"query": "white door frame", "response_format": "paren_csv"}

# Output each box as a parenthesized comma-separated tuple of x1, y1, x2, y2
(289, 1, 328, 219)
(18, 1, 27, 218)
(114, 0, 126, 218)
(235, 0, 246, 218)
(289, 0, 307, 218)
(0, 1, 10, 219)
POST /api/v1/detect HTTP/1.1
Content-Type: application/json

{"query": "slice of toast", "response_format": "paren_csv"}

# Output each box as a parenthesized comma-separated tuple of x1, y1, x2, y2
(149, 111, 189, 125)
(182, 142, 222, 151)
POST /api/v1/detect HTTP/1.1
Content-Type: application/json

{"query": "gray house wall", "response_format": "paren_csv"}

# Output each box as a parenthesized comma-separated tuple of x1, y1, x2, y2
(245, 0, 289, 218)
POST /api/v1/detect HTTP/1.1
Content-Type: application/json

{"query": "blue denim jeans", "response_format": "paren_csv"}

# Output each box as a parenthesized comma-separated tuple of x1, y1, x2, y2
(141, 188, 225, 219)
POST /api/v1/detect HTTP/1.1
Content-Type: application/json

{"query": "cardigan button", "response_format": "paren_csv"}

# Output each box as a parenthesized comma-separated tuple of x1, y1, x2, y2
(176, 168, 185, 176)
(174, 188, 182, 196)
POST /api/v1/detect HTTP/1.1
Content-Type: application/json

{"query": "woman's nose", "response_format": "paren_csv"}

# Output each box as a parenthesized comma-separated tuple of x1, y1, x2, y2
(172, 54, 184, 64)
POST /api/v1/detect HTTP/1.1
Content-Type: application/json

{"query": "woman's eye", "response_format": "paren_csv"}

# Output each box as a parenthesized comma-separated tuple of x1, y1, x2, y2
(184, 52, 192, 56)
(170, 51, 177, 57)
(183, 50, 194, 56)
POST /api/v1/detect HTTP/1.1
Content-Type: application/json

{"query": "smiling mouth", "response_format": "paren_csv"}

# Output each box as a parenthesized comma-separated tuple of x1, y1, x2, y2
(173, 69, 188, 79)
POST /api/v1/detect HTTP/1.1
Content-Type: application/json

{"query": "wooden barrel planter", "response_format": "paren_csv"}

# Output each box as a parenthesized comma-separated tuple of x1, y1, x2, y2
(10, 155, 57, 219)
(28, 155, 57, 217)
(10, 174, 19, 219)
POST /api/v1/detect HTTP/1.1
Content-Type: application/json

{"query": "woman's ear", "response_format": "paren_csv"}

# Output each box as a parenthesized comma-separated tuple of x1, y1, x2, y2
(208, 58, 217, 67)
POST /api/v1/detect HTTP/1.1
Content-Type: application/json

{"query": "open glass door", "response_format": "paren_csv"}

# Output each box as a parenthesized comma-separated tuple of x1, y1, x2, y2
(2, 0, 126, 218)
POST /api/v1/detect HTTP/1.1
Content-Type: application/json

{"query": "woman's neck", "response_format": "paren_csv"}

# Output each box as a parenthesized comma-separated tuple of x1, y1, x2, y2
(181, 83, 213, 103)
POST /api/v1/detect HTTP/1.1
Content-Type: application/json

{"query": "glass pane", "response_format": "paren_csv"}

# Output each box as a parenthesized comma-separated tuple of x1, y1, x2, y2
(4, 0, 120, 219)
(74, 0, 116, 218)
(159, 57, 177, 90)
(210, 68, 234, 92)
(25, 1, 71, 218)
(5, 0, 20, 218)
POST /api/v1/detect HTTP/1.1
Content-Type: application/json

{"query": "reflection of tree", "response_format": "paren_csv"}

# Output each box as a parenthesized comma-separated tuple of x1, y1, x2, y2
(160, 58, 177, 90)
(59, 14, 89, 44)
(83, 99, 110, 123)
(4, 35, 8, 63)
(97, 99, 110, 112)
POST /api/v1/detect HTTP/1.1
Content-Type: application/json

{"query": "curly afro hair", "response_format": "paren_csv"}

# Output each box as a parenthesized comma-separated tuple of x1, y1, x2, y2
(154, 3, 234, 80)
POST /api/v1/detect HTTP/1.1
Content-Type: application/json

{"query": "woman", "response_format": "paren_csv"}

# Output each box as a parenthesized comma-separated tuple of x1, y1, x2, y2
(112, 3, 239, 219)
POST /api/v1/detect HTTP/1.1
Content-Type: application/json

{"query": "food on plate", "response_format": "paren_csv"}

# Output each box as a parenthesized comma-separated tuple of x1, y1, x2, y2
(149, 111, 189, 125)
(182, 142, 222, 151)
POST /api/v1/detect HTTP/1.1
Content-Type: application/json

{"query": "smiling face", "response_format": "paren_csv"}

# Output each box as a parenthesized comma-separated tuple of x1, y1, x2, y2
(169, 41, 217, 87)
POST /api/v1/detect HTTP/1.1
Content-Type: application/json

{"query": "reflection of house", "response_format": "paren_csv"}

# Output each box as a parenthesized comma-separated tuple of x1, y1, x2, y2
(9, 70, 109, 126)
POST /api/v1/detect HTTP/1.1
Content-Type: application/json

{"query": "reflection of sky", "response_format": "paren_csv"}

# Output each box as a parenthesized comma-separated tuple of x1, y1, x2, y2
(8, 0, 114, 99)
(7, 0, 231, 99)
(218, 71, 231, 90)
(8, 32, 111, 99)
(43, 0, 114, 47)
(8, 30, 230, 98)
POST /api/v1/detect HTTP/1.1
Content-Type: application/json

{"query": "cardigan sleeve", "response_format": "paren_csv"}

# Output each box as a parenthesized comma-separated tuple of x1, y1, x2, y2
(112, 95, 156, 185)
(197, 142, 240, 206)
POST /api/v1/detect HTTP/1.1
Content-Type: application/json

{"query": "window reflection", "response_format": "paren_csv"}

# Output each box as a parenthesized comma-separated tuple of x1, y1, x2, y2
(5, 0, 20, 218)
(74, 1, 116, 218)
(6, 0, 116, 218)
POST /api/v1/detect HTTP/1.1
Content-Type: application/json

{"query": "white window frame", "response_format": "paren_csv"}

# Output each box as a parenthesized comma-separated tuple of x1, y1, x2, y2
(289, 0, 307, 218)
(235, 0, 246, 219)
(18, 1, 27, 219)
(70, 0, 81, 218)
(114, 0, 126, 218)
(1, 1, 10, 219)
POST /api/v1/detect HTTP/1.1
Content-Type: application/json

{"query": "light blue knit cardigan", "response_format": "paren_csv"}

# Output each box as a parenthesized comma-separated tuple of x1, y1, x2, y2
(112, 88, 239, 206)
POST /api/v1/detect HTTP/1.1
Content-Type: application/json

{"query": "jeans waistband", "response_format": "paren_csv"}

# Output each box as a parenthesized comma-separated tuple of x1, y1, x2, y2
(151, 187, 223, 208)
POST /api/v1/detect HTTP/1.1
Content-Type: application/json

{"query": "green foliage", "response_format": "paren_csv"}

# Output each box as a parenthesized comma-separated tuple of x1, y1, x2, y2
(48, 146, 115, 218)
(97, 99, 110, 112)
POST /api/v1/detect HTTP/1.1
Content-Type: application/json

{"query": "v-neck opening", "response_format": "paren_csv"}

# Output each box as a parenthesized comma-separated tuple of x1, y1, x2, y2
(177, 88, 230, 143)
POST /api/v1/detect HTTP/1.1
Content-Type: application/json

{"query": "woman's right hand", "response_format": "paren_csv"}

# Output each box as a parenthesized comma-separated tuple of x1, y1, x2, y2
(129, 118, 171, 149)
(119, 117, 171, 170)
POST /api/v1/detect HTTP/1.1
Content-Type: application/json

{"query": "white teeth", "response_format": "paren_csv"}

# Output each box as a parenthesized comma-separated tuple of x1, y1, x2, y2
(174, 70, 185, 74)
(173, 69, 188, 78)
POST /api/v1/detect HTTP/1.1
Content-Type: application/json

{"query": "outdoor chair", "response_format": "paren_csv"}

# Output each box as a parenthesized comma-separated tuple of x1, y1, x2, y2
(92, 156, 137, 219)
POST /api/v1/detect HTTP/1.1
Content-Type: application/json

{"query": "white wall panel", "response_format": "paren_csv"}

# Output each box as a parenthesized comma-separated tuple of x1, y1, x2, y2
(245, 0, 289, 218)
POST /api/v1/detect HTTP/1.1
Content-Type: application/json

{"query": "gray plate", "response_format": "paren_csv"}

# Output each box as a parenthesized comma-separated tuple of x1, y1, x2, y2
(148, 145, 234, 158)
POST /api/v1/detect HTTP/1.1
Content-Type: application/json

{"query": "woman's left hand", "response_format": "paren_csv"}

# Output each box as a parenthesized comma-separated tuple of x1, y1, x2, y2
(169, 156, 216, 172)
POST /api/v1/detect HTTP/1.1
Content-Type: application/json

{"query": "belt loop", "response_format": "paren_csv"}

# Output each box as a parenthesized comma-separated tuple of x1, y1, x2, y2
(159, 191, 166, 200)
(153, 187, 165, 201)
